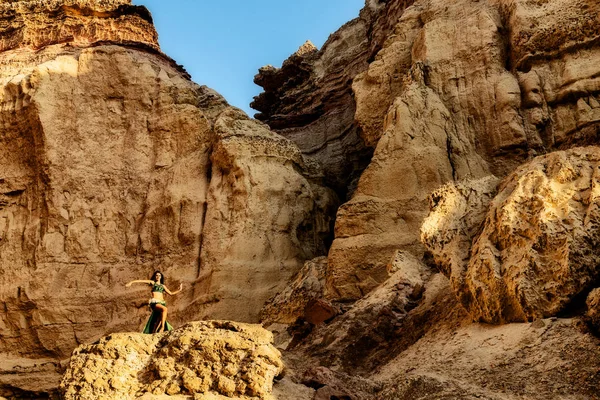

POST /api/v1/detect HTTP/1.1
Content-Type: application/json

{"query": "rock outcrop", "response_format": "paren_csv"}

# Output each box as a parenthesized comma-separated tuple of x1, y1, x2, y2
(424, 148, 600, 323)
(0, 0, 158, 53)
(254, 0, 600, 303)
(260, 257, 329, 326)
(192, 109, 336, 323)
(0, 1, 334, 394)
(292, 251, 438, 373)
(326, 78, 489, 300)
(252, 1, 424, 198)
(60, 321, 284, 399)
(254, 0, 600, 398)
(252, 14, 372, 197)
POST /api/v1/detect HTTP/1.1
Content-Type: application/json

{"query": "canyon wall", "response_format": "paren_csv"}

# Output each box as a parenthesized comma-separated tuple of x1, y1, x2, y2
(256, 0, 600, 304)
(3, 0, 600, 398)
(0, 2, 335, 396)
(255, 0, 600, 398)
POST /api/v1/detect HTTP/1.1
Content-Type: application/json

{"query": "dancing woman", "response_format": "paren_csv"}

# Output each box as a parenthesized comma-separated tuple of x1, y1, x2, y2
(126, 271, 183, 333)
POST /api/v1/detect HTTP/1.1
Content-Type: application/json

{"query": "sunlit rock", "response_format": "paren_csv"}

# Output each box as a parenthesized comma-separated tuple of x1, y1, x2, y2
(60, 321, 284, 399)
(424, 148, 600, 323)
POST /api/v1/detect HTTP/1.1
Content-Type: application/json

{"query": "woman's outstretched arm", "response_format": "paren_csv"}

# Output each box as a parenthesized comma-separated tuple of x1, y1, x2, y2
(165, 283, 183, 295)
(125, 280, 154, 287)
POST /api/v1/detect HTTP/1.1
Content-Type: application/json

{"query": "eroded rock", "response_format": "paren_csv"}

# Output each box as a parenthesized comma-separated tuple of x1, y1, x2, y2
(192, 109, 337, 323)
(0, 0, 159, 53)
(258, 0, 600, 304)
(0, 0, 335, 379)
(252, 7, 376, 195)
(60, 321, 284, 400)
(292, 252, 448, 374)
(424, 147, 600, 323)
(421, 176, 500, 310)
(586, 288, 600, 333)
(260, 257, 329, 326)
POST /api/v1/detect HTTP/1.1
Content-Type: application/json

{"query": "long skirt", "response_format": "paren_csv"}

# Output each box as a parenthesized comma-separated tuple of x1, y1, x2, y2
(143, 301, 174, 334)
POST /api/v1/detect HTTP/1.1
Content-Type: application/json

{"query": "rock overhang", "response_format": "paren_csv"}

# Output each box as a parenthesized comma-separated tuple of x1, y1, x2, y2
(0, 0, 159, 54)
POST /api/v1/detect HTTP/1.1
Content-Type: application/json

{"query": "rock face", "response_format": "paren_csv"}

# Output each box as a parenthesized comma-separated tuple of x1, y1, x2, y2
(0, 0, 158, 52)
(5, 0, 600, 398)
(293, 251, 437, 373)
(192, 110, 336, 323)
(0, 0, 334, 381)
(254, 0, 600, 302)
(252, 1, 424, 197)
(260, 257, 329, 326)
(254, 0, 600, 399)
(326, 78, 489, 300)
(252, 13, 372, 197)
(60, 321, 284, 399)
(424, 148, 600, 323)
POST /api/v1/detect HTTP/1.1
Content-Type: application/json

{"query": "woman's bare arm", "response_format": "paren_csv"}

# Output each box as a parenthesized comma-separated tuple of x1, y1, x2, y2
(165, 283, 183, 295)
(125, 280, 154, 287)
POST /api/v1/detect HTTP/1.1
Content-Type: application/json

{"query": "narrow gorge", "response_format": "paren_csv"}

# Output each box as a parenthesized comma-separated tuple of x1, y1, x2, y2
(1, 0, 600, 399)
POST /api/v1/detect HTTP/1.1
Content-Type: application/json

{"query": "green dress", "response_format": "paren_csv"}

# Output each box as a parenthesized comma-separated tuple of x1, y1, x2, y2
(143, 283, 174, 334)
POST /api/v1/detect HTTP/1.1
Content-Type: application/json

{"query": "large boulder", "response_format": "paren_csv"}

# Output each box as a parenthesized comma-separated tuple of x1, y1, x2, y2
(60, 321, 284, 399)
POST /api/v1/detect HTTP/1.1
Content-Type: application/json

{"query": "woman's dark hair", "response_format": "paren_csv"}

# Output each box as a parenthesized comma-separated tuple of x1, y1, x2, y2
(151, 270, 165, 284)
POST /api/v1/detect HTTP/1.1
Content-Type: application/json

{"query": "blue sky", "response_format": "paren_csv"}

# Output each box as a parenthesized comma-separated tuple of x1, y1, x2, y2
(131, 0, 364, 116)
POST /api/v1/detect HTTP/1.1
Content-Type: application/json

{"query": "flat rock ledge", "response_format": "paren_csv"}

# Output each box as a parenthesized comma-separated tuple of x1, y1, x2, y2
(59, 321, 284, 400)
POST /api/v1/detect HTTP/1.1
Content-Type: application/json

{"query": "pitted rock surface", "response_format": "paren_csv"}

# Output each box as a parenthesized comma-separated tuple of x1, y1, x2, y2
(60, 321, 284, 400)
(0, 0, 158, 53)
(424, 147, 600, 323)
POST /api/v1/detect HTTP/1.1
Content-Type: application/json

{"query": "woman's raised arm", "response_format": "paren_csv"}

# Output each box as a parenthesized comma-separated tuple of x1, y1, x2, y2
(165, 283, 183, 295)
(125, 280, 154, 288)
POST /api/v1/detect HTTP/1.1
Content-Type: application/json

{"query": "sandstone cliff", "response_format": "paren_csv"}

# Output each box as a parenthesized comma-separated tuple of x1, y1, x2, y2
(256, 0, 600, 303)
(254, 0, 600, 398)
(4, 0, 600, 398)
(0, 1, 335, 397)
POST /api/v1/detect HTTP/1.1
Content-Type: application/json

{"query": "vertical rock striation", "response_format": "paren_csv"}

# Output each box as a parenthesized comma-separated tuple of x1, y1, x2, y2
(251, 2, 415, 197)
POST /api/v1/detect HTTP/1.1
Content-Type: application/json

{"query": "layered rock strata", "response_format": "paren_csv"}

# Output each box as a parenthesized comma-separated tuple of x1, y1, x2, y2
(252, 1, 421, 197)
(0, 0, 158, 53)
(0, 2, 334, 392)
(60, 321, 284, 399)
(252, 19, 370, 196)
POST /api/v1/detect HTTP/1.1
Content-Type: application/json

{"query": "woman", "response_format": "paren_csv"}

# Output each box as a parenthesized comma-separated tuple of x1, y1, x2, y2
(126, 271, 183, 334)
